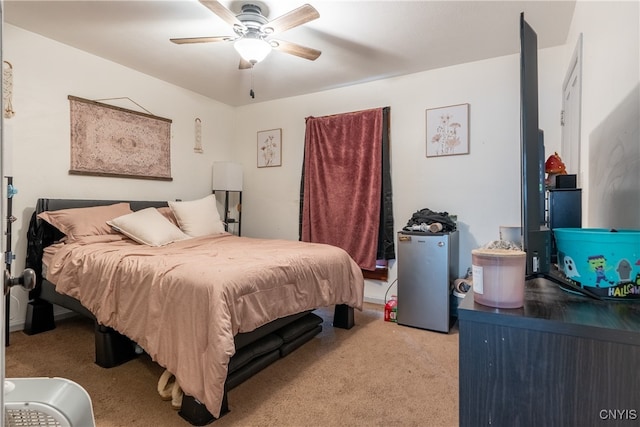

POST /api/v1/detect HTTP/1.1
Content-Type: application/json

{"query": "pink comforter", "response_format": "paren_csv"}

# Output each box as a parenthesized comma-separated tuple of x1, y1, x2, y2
(45, 233, 364, 417)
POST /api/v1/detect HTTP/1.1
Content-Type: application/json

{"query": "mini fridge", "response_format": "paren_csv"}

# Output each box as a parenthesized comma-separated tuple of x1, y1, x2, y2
(396, 230, 459, 333)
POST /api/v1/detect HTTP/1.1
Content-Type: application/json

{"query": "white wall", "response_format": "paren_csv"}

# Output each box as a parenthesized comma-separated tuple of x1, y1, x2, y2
(235, 46, 566, 303)
(4, 24, 237, 329)
(563, 0, 639, 227)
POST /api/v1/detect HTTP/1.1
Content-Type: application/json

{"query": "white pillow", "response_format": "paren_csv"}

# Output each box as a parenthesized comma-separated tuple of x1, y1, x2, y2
(107, 208, 190, 246)
(168, 195, 226, 237)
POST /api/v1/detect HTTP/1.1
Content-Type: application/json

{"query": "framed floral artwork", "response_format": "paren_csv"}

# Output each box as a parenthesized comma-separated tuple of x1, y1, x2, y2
(257, 128, 282, 167)
(426, 103, 470, 157)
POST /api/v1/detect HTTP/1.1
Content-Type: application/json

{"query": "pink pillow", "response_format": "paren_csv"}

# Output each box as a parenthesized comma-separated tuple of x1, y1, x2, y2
(37, 202, 132, 241)
(157, 206, 180, 227)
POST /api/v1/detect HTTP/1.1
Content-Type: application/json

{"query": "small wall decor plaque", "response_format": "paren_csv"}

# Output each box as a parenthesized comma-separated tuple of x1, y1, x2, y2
(426, 103, 470, 157)
(194, 118, 203, 154)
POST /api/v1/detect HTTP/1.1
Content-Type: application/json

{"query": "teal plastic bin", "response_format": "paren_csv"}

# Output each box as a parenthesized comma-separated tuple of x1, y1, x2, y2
(553, 228, 640, 299)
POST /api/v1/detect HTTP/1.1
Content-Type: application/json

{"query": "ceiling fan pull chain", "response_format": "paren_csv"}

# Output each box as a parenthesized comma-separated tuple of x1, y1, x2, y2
(250, 66, 255, 99)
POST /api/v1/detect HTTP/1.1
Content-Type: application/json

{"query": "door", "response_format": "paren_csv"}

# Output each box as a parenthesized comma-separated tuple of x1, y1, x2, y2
(561, 34, 583, 180)
(1, 1, 7, 417)
(0, 4, 35, 421)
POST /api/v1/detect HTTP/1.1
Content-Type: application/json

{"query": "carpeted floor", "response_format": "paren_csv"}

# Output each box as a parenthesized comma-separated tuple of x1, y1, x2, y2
(6, 303, 459, 426)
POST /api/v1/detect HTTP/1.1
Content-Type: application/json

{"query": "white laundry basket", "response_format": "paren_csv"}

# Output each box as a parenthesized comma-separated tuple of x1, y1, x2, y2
(4, 378, 95, 427)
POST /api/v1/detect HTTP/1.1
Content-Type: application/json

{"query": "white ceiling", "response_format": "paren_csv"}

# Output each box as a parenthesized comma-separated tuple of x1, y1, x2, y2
(4, 0, 576, 107)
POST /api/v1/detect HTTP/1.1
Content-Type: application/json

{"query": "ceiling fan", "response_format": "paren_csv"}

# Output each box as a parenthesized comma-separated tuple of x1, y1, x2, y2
(170, 1, 321, 69)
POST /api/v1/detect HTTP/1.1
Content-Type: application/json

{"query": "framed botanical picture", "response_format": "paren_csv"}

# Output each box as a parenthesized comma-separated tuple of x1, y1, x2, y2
(426, 103, 470, 157)
(257, 128, 282, 167)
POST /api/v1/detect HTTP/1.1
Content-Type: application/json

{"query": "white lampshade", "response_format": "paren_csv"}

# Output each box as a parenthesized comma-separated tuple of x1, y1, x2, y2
(212, 161, 243, 191)
(234, 37, 272, 64)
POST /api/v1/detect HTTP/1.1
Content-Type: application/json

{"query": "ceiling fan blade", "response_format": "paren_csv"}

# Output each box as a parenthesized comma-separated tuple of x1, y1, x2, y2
(271, 39, 321, 61)
(199, 0, 244, 29)
(238, 59, 253, 70)
(170, 36, 233, 44)
(262, 4, 319, 34)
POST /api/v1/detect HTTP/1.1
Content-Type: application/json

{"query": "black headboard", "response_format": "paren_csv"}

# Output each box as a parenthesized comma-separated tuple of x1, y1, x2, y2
(26, 198, 169, 298)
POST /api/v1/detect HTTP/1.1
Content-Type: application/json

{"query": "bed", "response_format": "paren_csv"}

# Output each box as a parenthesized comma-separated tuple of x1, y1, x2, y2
(24, 197, 364, 425)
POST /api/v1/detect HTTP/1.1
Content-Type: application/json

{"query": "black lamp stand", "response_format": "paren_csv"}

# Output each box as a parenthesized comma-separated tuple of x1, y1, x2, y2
(214, 190, 242, 236)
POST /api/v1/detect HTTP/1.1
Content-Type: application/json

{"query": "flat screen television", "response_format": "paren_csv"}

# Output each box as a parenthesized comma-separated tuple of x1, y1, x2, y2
(520, 13, 551, 277)
(519, 14, 599, 299)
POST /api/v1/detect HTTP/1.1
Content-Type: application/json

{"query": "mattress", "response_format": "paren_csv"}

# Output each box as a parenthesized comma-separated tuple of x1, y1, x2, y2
(41, 243, 64, 279)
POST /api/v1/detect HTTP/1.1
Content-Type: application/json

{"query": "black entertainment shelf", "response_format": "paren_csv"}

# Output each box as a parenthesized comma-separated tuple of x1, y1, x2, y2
(459, 278, 640, 426)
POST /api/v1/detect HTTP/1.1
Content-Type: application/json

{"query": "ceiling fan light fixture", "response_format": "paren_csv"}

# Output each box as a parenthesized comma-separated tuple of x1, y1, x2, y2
(234, 37, 272, 64)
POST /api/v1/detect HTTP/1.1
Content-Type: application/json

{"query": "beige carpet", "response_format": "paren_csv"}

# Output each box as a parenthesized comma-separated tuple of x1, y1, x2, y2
(6, 303, 459, 426)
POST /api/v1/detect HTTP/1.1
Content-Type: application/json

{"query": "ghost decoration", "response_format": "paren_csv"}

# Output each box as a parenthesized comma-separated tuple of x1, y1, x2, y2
(563, 256, 581, 279)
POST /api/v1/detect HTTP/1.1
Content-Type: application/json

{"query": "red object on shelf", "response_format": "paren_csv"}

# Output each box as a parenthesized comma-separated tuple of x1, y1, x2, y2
(384, 295, 397, 322)
(545, 152, 567, 174)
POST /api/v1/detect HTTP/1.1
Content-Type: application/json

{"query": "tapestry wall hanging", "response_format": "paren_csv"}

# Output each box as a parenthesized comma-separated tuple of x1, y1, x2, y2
(68, 95, 173, 180)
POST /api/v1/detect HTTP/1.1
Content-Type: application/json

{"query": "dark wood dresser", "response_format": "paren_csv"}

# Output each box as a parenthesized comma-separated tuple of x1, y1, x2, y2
(458, 278, 640, 426)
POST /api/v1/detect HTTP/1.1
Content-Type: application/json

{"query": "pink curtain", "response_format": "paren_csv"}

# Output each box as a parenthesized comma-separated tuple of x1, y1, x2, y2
(301, 108, 383, 271)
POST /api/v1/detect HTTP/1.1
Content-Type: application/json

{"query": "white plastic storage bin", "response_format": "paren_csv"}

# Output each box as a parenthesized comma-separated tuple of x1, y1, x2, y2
(5, 377, 95, 427)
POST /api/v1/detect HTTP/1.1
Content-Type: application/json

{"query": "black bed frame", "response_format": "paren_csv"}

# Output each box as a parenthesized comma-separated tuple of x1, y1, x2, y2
(24, 198, 355, 425)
